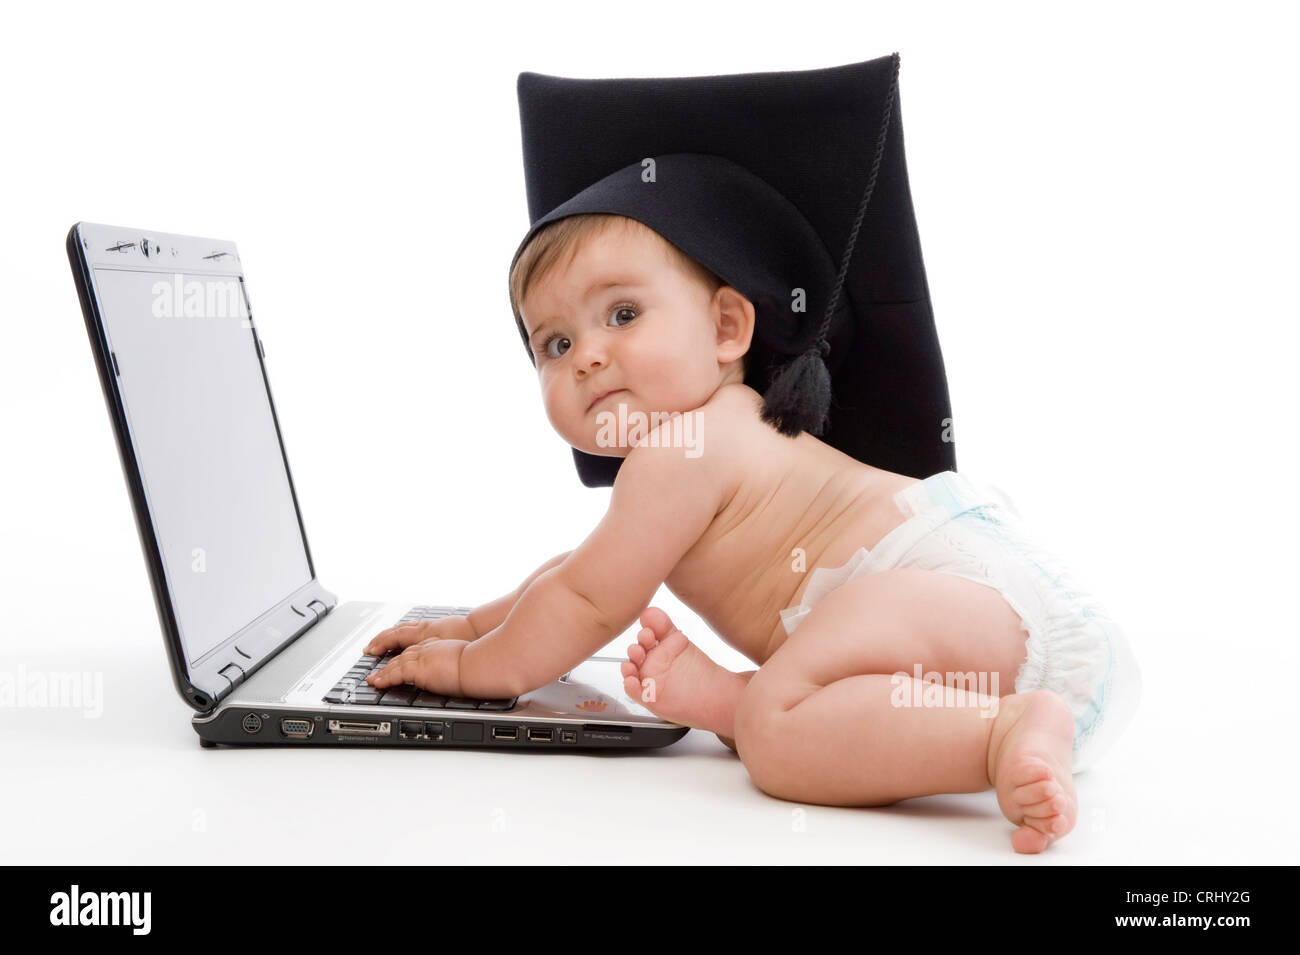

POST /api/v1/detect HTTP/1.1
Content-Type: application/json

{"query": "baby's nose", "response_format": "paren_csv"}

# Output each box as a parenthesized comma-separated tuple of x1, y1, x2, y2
(571, 338, 608, 369)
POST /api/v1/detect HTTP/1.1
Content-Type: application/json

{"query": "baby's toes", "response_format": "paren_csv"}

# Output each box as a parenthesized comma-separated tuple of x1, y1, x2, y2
(654, 624, 689, 658)
(1020, 812, 1064, 837)
(1005, 755, 1055, 791)
(639, 606, 676, 640)
(622, 672, 644, 701)
(626, 642, 647, 666)
(620, 658, 647, 700)
(1011, 825, 1055, 854)
(1021, 791, 1067, 820)
(636, 626, 659, 651)
(1012, 778, 1060, 807)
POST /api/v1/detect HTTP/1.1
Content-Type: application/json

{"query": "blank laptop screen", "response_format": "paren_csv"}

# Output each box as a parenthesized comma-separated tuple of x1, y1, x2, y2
(92, 266, 312, 667)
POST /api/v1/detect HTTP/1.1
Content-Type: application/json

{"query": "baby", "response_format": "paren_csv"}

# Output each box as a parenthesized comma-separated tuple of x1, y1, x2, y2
(363, 213, 1141, 853)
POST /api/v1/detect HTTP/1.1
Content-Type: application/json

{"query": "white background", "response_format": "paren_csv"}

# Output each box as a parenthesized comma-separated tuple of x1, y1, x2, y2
(1, 0, 1296, 865)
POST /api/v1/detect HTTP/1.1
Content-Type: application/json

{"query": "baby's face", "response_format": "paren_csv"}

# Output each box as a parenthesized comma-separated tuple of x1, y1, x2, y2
(519, 222, 749, 456)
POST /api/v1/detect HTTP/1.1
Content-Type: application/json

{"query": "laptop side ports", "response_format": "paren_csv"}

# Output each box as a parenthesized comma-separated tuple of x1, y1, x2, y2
(327, 719, 392, 737)
(280, 718, 314, 739)
(527, 727, 554, 743)
(491, 726, 519, 741)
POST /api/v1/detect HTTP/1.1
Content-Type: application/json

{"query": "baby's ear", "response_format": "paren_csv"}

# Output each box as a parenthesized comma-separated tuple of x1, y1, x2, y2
(714, 286, 755, 364)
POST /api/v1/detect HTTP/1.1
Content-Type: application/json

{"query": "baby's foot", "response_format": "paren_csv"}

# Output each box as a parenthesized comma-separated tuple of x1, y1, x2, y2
(986, 690, 1078, 854)
(620, 607, 745, 736)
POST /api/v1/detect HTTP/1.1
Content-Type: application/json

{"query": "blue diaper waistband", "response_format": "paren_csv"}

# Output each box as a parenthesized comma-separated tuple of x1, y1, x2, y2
(894, 470, 1016, 523)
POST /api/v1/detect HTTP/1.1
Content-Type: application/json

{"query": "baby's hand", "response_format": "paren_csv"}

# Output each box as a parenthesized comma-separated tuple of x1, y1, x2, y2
(364, 614, 476, 656)
(366, 638, 472, 697)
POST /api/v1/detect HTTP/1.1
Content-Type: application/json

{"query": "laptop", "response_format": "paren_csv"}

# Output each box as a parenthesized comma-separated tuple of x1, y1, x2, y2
(66, 221, 689, 751)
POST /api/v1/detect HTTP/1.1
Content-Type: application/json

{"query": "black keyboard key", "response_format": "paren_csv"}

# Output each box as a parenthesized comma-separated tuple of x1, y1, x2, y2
(379, 687, 418, 706)
(413, 692, 448, 708)
(444, 698, 480, 709)
(478, 698, 517, 711)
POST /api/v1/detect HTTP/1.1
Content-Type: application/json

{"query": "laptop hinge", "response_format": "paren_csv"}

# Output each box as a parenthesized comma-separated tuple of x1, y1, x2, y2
(206, 590, 334, 705)
(216, 661, 247, 699)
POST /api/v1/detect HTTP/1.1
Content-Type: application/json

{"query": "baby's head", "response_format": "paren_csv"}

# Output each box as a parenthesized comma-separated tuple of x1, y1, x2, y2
(509, 214, 755, 457)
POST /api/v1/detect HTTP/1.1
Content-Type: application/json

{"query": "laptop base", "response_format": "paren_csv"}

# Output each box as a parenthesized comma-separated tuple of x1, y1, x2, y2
(193, 702, 689, 749)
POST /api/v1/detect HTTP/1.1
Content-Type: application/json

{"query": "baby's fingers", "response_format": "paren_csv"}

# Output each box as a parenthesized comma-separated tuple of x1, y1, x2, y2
(364, 621, 435, 655)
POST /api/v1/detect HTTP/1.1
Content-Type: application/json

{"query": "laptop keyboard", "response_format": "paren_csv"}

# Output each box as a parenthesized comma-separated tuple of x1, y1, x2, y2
(322, 605, 518, 711)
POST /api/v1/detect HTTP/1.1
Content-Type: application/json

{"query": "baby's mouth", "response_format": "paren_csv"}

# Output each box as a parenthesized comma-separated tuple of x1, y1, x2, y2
(587, 389, 626, 412)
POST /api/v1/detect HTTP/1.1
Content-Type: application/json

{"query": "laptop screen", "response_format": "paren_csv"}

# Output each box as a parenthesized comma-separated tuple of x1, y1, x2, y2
(91, 265, 312, 668)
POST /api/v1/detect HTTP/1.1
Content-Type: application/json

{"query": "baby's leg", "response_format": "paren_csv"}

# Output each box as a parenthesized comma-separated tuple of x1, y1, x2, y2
(733, 567, 1077, 852)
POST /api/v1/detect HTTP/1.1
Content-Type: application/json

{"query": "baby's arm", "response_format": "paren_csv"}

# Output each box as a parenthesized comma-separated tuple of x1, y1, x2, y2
(453, 440, 726, 699)
(365, 550, 572, 655)
(463, 549, 572, 639)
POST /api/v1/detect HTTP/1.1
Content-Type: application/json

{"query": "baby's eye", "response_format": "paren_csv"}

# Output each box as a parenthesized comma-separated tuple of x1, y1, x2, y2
(541, 334, 570, 360)
(537, 305, 636, 361)
(608, 303, 639, 327)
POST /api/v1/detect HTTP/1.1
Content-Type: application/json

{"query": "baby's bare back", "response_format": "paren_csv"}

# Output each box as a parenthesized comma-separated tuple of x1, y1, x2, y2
(663, 384, 923, 665)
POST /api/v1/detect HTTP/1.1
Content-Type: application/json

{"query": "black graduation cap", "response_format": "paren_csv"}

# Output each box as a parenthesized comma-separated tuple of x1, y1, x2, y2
(508, 52, 956, 488)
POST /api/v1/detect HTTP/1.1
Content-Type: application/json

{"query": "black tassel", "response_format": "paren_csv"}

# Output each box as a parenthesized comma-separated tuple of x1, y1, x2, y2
(760, 346, 832, 437)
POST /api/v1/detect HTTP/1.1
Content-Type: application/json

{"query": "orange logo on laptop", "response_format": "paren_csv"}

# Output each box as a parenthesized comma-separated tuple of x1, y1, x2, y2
(576, 698, 607, 712)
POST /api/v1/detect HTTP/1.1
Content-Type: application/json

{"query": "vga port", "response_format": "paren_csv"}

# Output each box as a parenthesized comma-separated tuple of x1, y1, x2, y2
(280, 718, 314, 739)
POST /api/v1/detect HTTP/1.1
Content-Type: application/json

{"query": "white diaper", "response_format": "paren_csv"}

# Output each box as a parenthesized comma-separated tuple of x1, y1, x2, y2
(777, 470, 1142, 774)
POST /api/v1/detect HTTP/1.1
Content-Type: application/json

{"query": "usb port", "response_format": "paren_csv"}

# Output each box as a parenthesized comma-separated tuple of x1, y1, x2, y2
(527, 727, 554, 743)
(491, 726, 519, 741)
